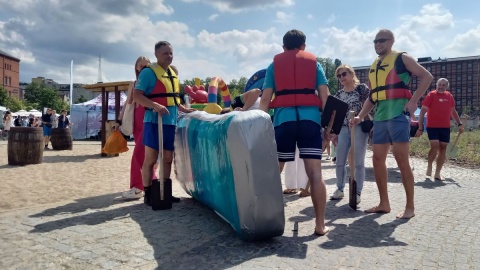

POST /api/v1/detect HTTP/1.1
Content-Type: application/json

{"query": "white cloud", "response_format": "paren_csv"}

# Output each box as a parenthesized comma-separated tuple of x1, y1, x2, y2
(208, 14, 219, 21)
(307, 14, 314, 20)
(181, 0, 294, 12)
(275, 11, 293, 24)
(444, 24, 480, 56)
(326, 13, 336, 24)
(400, 3, 454, 31)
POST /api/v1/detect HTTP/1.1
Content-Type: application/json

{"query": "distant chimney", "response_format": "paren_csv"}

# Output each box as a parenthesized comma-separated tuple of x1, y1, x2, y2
(97, 55, 103, 83)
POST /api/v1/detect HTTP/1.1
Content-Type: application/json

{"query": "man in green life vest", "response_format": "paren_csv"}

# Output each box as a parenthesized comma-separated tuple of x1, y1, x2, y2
(351, 29, 433, 219)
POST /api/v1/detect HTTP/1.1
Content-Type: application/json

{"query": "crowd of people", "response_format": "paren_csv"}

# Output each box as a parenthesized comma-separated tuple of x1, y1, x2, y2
(1, 109, 71, 148)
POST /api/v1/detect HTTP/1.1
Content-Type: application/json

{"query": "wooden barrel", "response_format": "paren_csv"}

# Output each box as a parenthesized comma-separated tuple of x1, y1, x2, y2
(8, 127, 44, 165)
(51, 128, 73, 150)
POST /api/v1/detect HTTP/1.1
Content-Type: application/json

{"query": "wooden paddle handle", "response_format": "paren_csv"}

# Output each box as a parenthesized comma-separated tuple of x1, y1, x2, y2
(322, 110, 336, 151)
(452, 132, 461, 148)
(349, 111, 355, 177)
(157, 114, 164, 200)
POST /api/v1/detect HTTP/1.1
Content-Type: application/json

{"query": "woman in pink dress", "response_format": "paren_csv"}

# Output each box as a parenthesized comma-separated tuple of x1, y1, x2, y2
(115, 56, 156, 199)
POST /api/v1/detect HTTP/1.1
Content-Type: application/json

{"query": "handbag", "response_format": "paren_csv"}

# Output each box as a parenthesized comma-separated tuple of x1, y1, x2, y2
(121, 81, 135, 136)
(360, 114, 374, 133)
(102, 130, 129, 154)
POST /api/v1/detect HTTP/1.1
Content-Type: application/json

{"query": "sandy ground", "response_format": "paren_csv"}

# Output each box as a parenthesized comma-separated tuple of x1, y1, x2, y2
(0, 141, 140, 211)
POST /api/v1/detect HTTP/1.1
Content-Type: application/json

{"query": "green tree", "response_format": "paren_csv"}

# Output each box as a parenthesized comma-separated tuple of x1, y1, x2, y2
(6, 97, 25, 112)
(317, 57, 340, 95)
(23, 83, 67, 112)
(0, 87, 8, 107)
(75, 95, 88, 103)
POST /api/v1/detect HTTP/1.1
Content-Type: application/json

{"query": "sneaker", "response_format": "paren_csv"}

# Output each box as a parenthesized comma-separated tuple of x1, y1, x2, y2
(172, 196, 181, 203)
(122, 187, 144, 200)
(330, 189, 344, 200)
(332, 157, 336, 162)
(356, 194, 361, 205)
(326, 156, 331, 160)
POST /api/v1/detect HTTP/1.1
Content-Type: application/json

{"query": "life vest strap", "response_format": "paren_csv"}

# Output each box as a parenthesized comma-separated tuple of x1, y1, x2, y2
(275, 88, 316, 96)
(371, 82, 409, 93)
(147, 93, 180, 99)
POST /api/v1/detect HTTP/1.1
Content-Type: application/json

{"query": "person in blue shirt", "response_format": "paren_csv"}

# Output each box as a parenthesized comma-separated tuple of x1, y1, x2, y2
(260, 29, 330, 236)
(133, 41, 195, 205)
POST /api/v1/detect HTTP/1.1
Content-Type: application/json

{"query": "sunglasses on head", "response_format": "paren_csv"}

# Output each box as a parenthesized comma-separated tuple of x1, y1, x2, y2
(336, 71, 348, 79)
(373, 38, 390, 44)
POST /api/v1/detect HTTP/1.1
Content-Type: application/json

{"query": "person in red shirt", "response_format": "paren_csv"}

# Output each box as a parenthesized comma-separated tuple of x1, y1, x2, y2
(416, 78, 463, 180)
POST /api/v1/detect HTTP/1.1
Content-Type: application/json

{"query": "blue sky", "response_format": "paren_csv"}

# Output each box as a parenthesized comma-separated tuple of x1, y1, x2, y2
(1, 0, 480, 85)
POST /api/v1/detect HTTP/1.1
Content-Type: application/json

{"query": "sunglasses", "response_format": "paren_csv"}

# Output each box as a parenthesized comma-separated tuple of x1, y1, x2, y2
(373, 38, 390, 44)
(336, 71, 348, 79)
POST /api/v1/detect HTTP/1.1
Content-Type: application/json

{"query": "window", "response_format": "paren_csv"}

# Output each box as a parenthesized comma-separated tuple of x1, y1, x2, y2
(8, 77, 12, 86)
(468, 88, 472, 93)
(4, 76, 7, 85)
(468, 63, 473, 68)
(457, 64, 462, 69)
(441, 65, 446, 70)
(458, 100, 462, 105)
(457, 76, 461, 81)
(468, 75, 472, 80)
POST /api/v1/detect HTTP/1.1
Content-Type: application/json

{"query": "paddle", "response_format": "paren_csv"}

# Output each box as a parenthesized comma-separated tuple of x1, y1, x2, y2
(348, 111, 357, 210)
(151, 114, 173, 210)
(446, 131, 462, 160)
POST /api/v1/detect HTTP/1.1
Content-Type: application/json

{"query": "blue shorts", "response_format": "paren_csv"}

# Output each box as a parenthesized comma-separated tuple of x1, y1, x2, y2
(274, 120, 322, 162)
(372, 114, 410, 144)
(43, 126, 52, 136)
(142, 123, 175, 151)
(427, 128, 450, 143)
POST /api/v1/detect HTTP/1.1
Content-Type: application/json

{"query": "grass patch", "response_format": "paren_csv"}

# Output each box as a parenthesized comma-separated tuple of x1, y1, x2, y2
(410, 129, 480, 168)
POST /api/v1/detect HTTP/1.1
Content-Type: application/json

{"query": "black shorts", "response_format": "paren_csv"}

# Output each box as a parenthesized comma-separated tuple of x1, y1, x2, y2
(427, 128, 450, 143)
(231, 96, 244, 109)
(274, 120, 322, 162)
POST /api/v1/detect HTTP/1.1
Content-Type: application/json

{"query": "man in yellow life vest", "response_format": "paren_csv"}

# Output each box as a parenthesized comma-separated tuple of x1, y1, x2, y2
(351, 29, 433, 219)
(133, 41, 195, 205)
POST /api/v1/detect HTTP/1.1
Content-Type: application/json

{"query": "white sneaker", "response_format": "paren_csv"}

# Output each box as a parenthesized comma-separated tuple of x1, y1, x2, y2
(330, 189, 344, 200)
(356, 195, 361, 204)
(122, 187, 144, 199)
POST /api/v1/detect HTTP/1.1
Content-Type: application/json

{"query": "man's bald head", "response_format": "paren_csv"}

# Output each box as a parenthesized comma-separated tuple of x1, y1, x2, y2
(376, 29, 395, 42)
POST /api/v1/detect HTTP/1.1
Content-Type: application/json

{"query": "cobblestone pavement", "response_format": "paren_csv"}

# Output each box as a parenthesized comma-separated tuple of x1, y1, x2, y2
(0, 142, 479, 269)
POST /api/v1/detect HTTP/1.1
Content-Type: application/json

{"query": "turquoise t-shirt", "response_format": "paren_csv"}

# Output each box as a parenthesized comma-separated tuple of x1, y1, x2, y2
(262, 61, 328, 127)
(135, 68, 178, 125)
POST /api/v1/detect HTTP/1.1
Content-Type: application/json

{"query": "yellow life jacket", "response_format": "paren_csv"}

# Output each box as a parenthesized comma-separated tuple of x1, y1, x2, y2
(368, 50, 412, 102)
(147, 63, 181, 106)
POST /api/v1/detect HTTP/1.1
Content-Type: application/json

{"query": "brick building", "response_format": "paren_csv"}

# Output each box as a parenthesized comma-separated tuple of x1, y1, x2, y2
(0, 49, 21, 98)
(30, 76, 93, 103)
(352, 55, 480, 115)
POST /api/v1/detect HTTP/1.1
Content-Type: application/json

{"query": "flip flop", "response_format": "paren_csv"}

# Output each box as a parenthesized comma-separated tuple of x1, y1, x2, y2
(299, 189, 311, 197)
(283, 189, 298, 194)
(434, 177, 443, 181)
(364, 206, 390, 214)
(314, 226, 331, 236)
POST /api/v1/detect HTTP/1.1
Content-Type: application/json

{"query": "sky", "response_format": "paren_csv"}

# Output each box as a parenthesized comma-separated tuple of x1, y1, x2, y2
(1, 0, 480, 85)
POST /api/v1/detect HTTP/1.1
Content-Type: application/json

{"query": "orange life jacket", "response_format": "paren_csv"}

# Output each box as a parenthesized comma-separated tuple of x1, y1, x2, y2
(269, 50, 321, 108)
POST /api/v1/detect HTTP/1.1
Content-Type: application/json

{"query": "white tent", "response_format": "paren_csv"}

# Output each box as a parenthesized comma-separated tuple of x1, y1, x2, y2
(70, 92, 127, 139)
(28, 109, 42, 117)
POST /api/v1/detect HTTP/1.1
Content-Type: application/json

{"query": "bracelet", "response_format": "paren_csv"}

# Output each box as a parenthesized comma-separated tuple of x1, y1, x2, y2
(458, 123, 463, 126)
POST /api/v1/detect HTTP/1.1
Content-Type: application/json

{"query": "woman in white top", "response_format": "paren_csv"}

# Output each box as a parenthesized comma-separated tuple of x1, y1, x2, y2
(3, 111, 13, 139)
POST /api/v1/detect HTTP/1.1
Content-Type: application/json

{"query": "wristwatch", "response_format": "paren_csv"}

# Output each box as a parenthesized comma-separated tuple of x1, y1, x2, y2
(458, 123, 463, 126)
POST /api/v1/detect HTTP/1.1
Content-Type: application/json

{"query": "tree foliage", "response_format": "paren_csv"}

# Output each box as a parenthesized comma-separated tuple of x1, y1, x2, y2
(317, 57, 342, 95)
(76, 95, 88, 104)
(0, 87, 8, 107)
(23, 83, 69, 112)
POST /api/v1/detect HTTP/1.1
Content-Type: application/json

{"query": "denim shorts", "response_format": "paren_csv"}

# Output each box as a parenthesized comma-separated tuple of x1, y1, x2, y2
(43, 126, 52, 136)
(274, 120, 322, 162)
(372, 113, 410, 144)
(142, 123, 175, 151)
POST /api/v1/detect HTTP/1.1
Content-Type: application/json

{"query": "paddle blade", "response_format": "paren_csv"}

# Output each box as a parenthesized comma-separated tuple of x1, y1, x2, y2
(349, 177, 357, 211)
(446, 144, 459, 159)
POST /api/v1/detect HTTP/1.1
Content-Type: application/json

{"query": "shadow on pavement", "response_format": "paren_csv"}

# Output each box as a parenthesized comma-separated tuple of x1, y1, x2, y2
(28, 194, 311, 268)
(41, 154, 104, 163)
(414, 177, 461, 189)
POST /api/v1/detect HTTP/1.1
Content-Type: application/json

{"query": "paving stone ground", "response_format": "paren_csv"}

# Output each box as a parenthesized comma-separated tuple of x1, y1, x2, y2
(0, 141, 479, 269)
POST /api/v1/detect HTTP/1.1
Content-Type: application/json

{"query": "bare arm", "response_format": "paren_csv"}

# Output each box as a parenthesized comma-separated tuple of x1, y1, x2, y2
(133, 89, 169, 115)
(451, 107, 464, 133)
(241, 88, 261, 110)
(417, 106, 428, 127)
(259, 88, 274, 113)
(317, 84, 330, 109)
(402, 53, 433, 115)
(118, 81, 135, 121)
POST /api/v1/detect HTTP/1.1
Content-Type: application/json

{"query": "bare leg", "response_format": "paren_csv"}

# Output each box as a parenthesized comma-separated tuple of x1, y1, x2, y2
(434, 142, 448, 180)
(163, 150, 173, 179)
(392, 142, 415, 219)
(365, 143, 391, 213)
(142, 146, 159, 187)
(303, 159, 329, 235)
(426, 140, 439, 176)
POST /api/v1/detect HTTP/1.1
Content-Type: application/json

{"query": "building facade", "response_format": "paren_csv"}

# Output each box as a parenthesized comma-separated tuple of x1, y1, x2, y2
(30, 77, 94, 103)
(352, 55, 480, 115)
(0, 49, 21, 98)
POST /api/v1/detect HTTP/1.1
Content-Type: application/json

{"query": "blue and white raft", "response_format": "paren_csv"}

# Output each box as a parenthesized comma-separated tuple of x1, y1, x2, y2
(174, 110, 285, 241)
